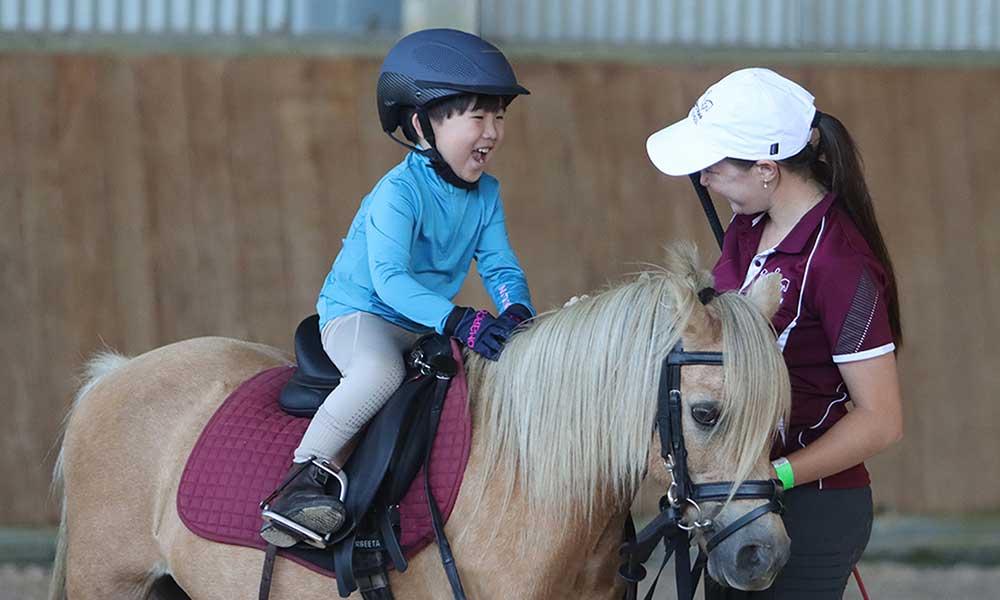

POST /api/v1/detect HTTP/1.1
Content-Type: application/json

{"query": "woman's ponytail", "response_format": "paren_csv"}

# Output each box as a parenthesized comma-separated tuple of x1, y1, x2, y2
(812, 112, 903, 348)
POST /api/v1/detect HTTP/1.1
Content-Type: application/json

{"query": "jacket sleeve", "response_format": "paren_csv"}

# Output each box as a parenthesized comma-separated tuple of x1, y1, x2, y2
(366, 180, 456, 332)
(474, 193, 535, 315)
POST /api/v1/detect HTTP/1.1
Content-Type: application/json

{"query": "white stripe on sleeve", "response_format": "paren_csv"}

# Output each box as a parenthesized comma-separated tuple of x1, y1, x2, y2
(832, 342, 896, 364)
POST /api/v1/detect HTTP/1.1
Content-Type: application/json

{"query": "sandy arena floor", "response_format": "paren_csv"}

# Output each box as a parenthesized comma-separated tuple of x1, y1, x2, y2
(5, 561, 1000, 599)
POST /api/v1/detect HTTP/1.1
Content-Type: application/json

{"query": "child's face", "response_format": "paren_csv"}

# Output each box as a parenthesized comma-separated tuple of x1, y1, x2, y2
(420, 106, 506, 183)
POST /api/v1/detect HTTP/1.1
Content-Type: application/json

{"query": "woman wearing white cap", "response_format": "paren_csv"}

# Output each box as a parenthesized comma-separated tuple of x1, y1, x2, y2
(647, 68, 903, 598)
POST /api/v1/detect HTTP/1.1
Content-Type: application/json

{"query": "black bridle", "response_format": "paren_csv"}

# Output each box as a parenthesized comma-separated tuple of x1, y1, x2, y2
(618, 339, 784, 600)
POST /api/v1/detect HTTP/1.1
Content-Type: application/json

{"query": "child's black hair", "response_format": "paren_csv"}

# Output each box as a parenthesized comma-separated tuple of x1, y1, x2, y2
(400, 94, 509, 144)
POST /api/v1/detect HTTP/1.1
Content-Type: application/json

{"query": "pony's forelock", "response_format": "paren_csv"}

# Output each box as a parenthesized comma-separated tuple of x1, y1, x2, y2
(711, 291, 791, 503)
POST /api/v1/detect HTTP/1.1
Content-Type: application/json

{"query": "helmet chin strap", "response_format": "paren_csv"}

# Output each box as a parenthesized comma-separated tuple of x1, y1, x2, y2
(415, 110, 478, 190)
(384, 109, 478, 191)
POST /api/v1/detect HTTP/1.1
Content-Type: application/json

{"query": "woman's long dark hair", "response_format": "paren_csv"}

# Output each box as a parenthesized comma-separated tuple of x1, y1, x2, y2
(730, 112, 903, 348)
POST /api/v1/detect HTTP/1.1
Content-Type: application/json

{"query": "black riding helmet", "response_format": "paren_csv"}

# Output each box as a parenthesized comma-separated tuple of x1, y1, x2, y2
(377, 28, 530, 189)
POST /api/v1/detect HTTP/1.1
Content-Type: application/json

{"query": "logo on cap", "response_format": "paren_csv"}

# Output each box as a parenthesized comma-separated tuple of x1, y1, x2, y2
(691, 98, 714, 124)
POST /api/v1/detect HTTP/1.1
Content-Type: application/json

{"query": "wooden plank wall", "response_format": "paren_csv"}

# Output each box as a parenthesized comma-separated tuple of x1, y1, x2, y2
(1, 53, 997, 525)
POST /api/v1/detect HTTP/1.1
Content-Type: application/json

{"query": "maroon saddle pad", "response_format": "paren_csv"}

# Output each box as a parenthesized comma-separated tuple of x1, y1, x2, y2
(176, 342, 472, 577)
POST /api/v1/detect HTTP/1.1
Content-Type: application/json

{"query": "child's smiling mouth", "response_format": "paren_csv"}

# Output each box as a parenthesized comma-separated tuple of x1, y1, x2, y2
(472, 146, 492, 164)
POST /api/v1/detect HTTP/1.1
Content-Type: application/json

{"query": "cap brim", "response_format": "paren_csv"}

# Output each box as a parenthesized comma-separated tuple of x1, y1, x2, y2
(646, 119, 727, 176)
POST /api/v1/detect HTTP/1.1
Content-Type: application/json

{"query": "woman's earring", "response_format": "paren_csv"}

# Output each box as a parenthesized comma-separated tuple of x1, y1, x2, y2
(763, 181, 769, 189)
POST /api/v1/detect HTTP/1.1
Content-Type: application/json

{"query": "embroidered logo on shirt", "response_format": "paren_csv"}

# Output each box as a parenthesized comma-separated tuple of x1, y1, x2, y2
(758, 267, 791, 304)
(498, 283, 511, 310)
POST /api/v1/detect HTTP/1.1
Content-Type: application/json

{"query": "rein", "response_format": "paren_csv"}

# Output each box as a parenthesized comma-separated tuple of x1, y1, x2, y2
(617, 340, 784, 600)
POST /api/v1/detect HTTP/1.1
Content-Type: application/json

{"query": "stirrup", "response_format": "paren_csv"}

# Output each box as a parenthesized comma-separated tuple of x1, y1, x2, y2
(314, 458, 349, 502)
(261, 511, 334, 549)
(259, 458, 350, 549)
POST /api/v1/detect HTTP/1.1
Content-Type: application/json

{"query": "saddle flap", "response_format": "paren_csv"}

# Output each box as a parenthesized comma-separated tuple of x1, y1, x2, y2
(383, 334, 457, 501)
(332, 369, 441, 595)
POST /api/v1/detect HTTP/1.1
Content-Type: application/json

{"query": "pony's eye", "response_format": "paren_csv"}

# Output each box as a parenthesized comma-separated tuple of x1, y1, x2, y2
(691, 404, 720, 427)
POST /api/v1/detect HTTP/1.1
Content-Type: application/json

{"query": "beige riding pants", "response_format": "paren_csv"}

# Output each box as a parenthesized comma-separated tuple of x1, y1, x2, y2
(293, 312, 421, 464)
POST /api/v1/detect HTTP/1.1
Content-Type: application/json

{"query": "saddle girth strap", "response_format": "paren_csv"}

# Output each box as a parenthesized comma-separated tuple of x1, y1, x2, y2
(258, 543, 279, 600)
(379, 505, 407, 572)
(259, 540, 379, 600)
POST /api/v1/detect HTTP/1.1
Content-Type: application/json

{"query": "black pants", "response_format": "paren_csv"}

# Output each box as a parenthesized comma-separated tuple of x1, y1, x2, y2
(705, 485, 873, 600)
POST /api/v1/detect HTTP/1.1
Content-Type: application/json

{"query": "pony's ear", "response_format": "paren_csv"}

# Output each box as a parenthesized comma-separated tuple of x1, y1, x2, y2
(746, 272, 782, 320)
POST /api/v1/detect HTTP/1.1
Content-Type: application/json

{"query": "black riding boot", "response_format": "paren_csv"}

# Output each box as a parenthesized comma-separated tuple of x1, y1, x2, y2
(259, 459, 347, 548)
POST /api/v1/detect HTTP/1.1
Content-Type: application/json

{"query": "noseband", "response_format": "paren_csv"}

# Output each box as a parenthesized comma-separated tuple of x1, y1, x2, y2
(618, 341, 784, 600)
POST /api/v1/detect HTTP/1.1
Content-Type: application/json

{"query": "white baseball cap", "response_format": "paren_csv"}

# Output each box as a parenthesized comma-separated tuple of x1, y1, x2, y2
(646, 68, 817, 176)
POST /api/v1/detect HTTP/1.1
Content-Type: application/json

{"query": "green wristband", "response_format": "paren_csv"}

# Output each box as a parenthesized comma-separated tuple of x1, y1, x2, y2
(772, 457, 795, 489)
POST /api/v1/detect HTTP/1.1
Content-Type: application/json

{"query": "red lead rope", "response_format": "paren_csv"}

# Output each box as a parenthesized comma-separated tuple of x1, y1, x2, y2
(853, 566, 871, 600)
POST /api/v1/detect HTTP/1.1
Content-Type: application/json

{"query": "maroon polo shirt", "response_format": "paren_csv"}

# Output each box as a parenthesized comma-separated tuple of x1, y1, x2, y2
(713, 193, 895, 489)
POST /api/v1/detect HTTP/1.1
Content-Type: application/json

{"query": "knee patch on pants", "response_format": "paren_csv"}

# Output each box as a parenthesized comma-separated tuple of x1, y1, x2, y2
(321, 353, 408, 433)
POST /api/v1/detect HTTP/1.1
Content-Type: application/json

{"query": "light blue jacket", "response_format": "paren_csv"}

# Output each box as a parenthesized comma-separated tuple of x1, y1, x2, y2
(317, 151, 534, 333)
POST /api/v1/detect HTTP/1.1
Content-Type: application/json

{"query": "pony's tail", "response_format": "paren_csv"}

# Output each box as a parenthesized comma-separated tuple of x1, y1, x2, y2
(48, 351, 131, 600)
(47, 483, 68, 600)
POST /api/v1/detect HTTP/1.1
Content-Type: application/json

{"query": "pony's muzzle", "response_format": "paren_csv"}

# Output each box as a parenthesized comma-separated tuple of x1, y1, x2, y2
(735, 541, 789, 588)
(706, 511, 790, 591)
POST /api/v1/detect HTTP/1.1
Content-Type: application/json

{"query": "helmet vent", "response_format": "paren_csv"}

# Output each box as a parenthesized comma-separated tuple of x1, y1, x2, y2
(413, 44, 477, 80)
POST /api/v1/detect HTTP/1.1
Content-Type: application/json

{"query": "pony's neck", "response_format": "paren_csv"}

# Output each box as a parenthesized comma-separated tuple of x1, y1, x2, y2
(447, 436, 628, 598)
(451, 323, 664, 597)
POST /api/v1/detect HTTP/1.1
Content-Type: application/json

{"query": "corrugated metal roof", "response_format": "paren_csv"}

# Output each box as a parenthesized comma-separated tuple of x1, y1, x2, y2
(2, 0, 998, 53)
(481, 0, 1000, 51)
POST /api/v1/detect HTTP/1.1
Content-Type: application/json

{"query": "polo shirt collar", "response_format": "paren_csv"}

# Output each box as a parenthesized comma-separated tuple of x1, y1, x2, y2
(763, 192, 836, 254)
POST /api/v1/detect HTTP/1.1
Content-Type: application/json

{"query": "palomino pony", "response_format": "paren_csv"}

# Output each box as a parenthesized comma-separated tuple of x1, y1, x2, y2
(49, 245, 791, 600)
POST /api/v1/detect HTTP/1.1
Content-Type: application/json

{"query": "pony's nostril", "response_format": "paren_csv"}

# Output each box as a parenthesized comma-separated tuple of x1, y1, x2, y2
(736, 543, 772, 571)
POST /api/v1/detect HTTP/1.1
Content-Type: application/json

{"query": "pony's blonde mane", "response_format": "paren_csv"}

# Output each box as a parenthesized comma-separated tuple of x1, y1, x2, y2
(465, 243, 789, 523)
